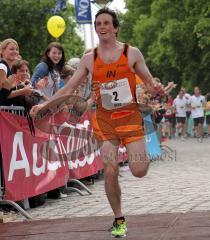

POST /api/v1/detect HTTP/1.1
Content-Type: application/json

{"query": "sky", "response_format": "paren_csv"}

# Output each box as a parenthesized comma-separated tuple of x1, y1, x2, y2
(69, 0, 126, 49)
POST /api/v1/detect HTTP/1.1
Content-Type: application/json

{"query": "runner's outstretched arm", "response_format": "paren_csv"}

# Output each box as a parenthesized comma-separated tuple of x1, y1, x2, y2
(30, 56, 89, 118)
(132, 47, 164, 95)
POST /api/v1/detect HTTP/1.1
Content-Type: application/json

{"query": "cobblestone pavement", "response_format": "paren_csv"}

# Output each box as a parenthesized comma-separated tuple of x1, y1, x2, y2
(16, 137, 210, 221)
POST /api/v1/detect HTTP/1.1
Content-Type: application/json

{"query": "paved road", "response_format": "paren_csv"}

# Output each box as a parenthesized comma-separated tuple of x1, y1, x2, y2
(16, 137, 210, 221)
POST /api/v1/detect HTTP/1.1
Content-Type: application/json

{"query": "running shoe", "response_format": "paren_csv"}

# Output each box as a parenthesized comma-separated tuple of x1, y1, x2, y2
(111, 219, 127, 238)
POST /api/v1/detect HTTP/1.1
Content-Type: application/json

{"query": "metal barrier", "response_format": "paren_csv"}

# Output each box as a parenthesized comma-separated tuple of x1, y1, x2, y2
(0, 106, 26, 116)
(0, 106, 32, 220)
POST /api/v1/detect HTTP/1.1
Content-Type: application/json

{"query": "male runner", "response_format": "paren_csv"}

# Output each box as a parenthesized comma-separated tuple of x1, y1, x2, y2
(173, 89, 188, 140)
(31, 8, 164, 237)
(189, 86, 205, 142)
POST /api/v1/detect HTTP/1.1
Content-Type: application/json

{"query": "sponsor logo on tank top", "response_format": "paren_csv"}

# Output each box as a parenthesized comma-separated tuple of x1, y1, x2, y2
(96, 64, 104, 69)
(101, 81, 117, 90)
(116, 63, 126, 68)
(106, 70, 116, 78)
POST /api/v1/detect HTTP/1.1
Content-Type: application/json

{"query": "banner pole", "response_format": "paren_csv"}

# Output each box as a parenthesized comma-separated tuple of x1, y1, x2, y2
(90, 23, 95, 48)
(83, 24, 88, 50)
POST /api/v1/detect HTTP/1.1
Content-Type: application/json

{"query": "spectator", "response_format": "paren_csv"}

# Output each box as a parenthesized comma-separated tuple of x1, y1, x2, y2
(32, 43, 67, 199)
(31, 42, 66, 100)
(0, 38, 19, 105)
(60, 64, 75, 86)
(189, 86, 205, 142)
(68, 57, 92, 100)
(67, 57, 80, 70)
(11, 59, 31, 85)
(163, 94, 176, 139)
(5, 60, 33, 107)
(60, 64, 95, 113)
(7, 59, 47, 109)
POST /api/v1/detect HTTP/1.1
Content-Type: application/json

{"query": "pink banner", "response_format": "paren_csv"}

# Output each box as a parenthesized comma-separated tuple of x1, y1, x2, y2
(0, 111, 126, 201)
(0, 111, 70, 201)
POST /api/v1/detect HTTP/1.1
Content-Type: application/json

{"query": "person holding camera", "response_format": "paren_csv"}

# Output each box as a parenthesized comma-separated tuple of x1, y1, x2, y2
(6, 59, 47, 109)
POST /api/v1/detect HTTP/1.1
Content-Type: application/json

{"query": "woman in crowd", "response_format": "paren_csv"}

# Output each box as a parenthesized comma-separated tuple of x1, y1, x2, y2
(0, 39, 35, 107)
(31, 42, 66, 99)
(0, 38, 19, 105)
(31, 42, 67, 199)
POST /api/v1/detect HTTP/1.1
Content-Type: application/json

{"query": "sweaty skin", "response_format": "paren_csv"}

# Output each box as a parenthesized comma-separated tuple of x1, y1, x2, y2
(30, 44, 163, 118)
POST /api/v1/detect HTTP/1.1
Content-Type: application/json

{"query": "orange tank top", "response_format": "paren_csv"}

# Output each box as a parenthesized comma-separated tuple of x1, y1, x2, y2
(92, 44, 138, 112)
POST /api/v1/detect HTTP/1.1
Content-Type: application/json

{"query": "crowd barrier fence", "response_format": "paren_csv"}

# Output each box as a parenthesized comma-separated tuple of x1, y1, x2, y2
(0, 106, 32, 220)
(0, 104, 128, 219)
(0, 106, 167, 219)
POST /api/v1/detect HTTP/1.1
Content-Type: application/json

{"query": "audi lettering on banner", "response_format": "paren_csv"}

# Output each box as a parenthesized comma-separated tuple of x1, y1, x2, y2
(74, 0, 92, 24)
(0, 110, 127, 201)
(0, 111, 101, 201)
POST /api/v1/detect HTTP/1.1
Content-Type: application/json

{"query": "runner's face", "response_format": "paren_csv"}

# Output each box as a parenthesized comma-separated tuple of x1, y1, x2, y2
(194, 88, 200, 96)
(179, 91, 184, 98)
(47, 47, 62, 65)
(95, 14, 118, 41)
(2, 43, 19, 62)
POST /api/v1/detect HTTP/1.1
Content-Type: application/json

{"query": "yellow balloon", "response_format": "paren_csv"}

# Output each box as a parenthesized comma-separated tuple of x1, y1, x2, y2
(47, 16, 66, 38)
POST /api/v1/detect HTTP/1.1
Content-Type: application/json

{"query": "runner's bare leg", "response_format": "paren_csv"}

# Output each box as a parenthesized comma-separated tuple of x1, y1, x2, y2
(126, 138, 150, 178)
(100, 140, 122, 218)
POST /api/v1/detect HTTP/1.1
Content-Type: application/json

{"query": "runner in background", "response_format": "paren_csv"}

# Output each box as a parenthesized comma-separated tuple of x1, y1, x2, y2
(173, 89, 188, 141)
(189, 86, 205, 142)
(180, 87, 191, 136)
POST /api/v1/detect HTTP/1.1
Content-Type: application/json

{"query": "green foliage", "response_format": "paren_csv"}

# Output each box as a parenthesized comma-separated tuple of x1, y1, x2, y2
(119, 0, 210, 94)
(0, 0, 84, 71)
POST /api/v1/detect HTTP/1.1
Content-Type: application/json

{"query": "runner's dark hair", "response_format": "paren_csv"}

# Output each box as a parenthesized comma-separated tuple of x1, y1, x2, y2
(94, 8, 120, 35)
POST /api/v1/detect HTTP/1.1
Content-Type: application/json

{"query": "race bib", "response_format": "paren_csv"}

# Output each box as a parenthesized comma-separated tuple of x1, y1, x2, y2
(100, 78, 133, 110)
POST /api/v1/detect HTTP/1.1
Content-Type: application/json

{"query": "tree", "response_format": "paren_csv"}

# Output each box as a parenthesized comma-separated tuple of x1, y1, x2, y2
(0, 0, 84, 70)
(119, 0, 210, 93)
(119, 0, 153, 45)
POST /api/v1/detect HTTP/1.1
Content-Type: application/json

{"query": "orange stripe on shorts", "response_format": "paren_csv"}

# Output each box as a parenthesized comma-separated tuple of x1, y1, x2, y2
(115, 125, 141, 132)
(111, 110, 135, 119)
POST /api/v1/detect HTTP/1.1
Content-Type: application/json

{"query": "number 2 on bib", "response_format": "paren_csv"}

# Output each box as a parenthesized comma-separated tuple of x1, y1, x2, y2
(100, 78, 133, 110)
